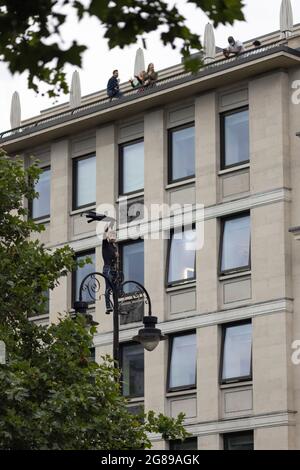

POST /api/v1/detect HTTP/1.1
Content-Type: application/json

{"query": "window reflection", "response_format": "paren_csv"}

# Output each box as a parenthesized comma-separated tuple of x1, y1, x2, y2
(170, 125, 195, 182)
(168, 227, 196, 285)
(222, 322, 252, 382)
(31, 167, 51, 219)
(168, 333, 196, 390)
(221, 214, 250, 273)
(222, 109, 249, 168)
(74, 155, 96, 209)
(121, 140, 144, 195)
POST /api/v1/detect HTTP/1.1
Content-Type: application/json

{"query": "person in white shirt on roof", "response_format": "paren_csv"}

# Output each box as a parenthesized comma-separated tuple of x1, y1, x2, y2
(223, 36, 245, 59)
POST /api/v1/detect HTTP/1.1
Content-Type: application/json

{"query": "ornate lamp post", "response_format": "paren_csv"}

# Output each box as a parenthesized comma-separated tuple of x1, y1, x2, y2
(74, 212, 166, 365)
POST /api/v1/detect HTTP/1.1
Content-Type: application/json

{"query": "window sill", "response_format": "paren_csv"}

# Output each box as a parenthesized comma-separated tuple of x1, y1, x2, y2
(117, 191, 144, 203)
(166, 388, 196, 398)
(165, 178, 195, 190)
(166, 282, 196, 293)
(220, 381, 252, 390)
(218, 163, 250, 176)
(28, 313, 49, 322)
(219, 270, 251, 281)
(32, 217, 50, 225)
(70, 205, 96, 217)
(125, 396, 144, 403)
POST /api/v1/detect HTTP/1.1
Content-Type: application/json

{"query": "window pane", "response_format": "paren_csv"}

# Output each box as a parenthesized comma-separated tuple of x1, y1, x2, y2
(122, 343, 144, 397)
(32, 167, 51, 219)
(122, 241, 144, 293)
(122, 141, 144, 194)
(222, 323, 252, 381)
(74, 252, 96, 303)
(169, 333, 196, 390)
(224, 109, 249, 167)
(168, 228, 196, 284)
(221, 215, 250, 272)
(224, 432, 254, 450)
(169, 438, 198, 450)
(171, 126, 195, 181)
(75, 155, 96, 208)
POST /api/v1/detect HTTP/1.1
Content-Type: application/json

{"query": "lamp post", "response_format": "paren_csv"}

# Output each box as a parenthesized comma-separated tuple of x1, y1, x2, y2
(74, 212, 166, 365)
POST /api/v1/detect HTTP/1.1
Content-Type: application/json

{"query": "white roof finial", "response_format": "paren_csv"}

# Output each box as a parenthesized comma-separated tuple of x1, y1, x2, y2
(134, 48, 145, 76)
(10, 91, 21, 129)
(204, 23, 216, 64)
(280, 0, 294, 39)
(70, 70, 82, 108)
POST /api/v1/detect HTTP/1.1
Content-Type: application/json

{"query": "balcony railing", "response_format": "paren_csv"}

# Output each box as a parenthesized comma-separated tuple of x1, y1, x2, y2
(0, 41, 298, 144)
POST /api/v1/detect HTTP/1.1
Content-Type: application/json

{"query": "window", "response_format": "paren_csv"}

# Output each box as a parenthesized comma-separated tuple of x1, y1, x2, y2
(121, 240, 144, 294)
(221, 322, 252, 384)
(221, 107, 249, 169)
(169, 438, 198, 450)
(73, 154, 96, 209)
(30, 166, 51, 220)
(223, 431, 254, 450)
(119, 139, 144, 195)
(168, 332, 196, 391)
(168, 124, 195, 183)
(73, 250, 96, 305)
(167, 227, 196, 286)
(220, 213, 251, 274)
(121, 343, 144, 398)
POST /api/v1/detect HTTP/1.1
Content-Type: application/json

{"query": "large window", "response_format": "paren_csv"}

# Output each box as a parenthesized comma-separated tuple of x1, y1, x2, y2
(169, 438, 198, 450)
(221, 108, 249, 169)
(223, 431, 254, 450)
(73, 250, 96, 305)
(30, 166, 51, 220)
(168, 332, 197, 391)
(220, 213, 251, 275)
(221, 321, 252, 384)
(73, 154, 96, 209)
(119, 139, 144, 195)
(168, 124, 195, 183)
(121, 240, 144, 294)
(167, 227, 196, 286)
(121, 343, 144, 398)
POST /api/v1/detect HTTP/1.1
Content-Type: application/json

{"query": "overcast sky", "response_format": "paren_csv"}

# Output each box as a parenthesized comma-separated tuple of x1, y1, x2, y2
(1, 0, 300, 132)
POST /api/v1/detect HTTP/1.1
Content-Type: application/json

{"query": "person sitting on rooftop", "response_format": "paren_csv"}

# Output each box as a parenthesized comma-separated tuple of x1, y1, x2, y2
(223, 36, 245, 59)
(129, 70, 146, 91)
(107, 69, 123, 100)
(144, 63, 158, 88)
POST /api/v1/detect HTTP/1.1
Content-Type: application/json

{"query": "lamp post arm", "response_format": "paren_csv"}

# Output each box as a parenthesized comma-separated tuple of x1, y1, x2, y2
(78, 271, 114, 302)
(121, 280, 152, 316)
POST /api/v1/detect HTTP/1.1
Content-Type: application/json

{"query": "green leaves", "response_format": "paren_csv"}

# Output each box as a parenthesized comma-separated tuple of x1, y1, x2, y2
(0, 0, 245, 96)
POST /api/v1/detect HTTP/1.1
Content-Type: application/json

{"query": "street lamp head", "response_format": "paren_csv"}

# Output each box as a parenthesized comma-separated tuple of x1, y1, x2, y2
(74, 300, 88, 314)
(132, 316, 167, 352)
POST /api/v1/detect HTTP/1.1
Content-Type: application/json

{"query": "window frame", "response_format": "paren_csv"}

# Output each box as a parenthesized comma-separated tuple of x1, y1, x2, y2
(72, 249, 96, 308)
(219, 212, 251, 276)
(166, 226, 196, 288)
(167, 330, 197, 393)
(220, 106, 249, 170)
(119, 238, 144, 288)
(223, 431, 254, 450)
(219, 320, 253, 385)
(119, 138, 144, 197)
(120, 341, 145, 399)
(28, 165, 51, 221)
(72, 153, 96, 211)
(168, 122, 195, 184)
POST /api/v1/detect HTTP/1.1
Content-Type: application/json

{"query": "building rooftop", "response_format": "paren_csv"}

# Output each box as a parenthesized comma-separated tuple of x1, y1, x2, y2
(2, 23, 300, 153)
